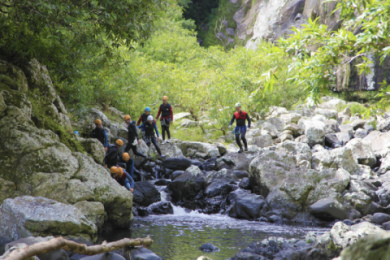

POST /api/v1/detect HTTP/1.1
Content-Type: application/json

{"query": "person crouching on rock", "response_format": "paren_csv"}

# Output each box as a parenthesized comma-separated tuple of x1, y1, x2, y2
(110, 166, 134, 193)
(139, 115, 165, 158)
(117, 152, 143, 181)
(123, 115, 147, 159)
(228, 103, 251, 153)
(91, 119, 108, 152)
(104, 139, 123, 169)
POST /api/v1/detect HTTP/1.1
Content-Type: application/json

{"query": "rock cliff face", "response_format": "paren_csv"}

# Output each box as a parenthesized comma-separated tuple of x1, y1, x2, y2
(0, 59, 132, 231)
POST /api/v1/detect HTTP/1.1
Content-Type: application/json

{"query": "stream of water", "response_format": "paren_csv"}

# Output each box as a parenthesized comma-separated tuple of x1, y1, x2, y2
(103, 186, 329, 260)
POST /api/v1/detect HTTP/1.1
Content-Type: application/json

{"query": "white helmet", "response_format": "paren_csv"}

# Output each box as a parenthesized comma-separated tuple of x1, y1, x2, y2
(147, 115, 153, 121)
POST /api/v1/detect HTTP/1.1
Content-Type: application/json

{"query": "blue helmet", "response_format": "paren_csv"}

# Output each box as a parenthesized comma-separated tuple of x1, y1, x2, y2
(145, 107, 151, 112)
(74, 131, 80, 135)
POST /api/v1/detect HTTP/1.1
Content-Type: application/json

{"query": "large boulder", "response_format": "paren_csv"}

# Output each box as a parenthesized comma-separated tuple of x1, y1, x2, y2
(74, 201, 106, 230)
(217, 152, 254, 172)
(150, 142, 183, 158)
(228, 189, 266, 219)
(162, 157, 192, 171)
(176, 141, 220, 158)
(249, 141, 350, 220)
(309, 197, 348, 221)
(0, 196, 97, 245)
(330, 221, 388, 249)
(133, 182, 161, 207)
(337, 233, 390, 260)
(364, 131, 390, 158)
(312, 147, 360, 174)
(167, 165, 206, 209)
(77, 137, 105, 164)
(345, 138, 377, 167)
(298, 118, 326, 146)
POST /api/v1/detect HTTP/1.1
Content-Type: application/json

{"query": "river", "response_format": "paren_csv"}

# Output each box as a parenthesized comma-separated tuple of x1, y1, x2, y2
(103, 185, 329, 260)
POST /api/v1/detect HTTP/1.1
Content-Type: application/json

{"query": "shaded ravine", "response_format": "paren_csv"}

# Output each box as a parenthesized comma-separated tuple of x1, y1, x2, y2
(101, 183, 329, 260)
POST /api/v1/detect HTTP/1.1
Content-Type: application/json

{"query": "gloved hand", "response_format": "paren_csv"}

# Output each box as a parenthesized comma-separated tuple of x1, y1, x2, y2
(228, 125, 232, 129)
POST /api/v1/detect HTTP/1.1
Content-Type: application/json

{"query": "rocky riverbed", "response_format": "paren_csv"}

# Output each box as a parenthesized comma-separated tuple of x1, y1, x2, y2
(2, 58, 390, 259)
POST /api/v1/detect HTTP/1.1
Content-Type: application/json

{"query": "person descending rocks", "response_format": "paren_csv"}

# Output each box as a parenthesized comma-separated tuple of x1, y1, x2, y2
(228, 103, 251, 153)
(91, 119, 108, 152)
(139, 115, 165, 158)
(117, 152, 143, 181)
(156, 96, 173, 144)
(110, 166, 134, 193)
(104, 139, 123, 169)
(123, 115, 147, 158)
(137, 107, 151, 142)
(137, 107, 151, 126)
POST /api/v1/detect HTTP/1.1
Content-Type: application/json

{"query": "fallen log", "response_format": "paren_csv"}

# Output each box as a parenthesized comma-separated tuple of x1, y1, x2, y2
(1, 236, 153, 260)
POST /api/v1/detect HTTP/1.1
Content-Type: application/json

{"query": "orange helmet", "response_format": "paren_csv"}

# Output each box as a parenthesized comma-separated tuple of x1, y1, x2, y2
(124, 115, 131, 121)
(117, 167, 124, 177)
(110, 166, 118, 174)
(115, 139, 124, 146)
(163, 96, 168, 101)
(122, 153, 130, 161)
(94, 119, 102, 125)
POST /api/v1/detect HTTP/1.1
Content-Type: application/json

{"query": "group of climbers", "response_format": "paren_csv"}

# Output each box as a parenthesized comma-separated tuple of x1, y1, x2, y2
(92, 97, 251, 192)
(92, 96, 174, 193)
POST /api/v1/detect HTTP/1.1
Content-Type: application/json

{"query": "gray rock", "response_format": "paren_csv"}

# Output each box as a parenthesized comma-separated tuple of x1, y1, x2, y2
(330, 221, 388, 248)
(0, 196, 97, 245)
(77, 137, 105, 164)
(74, 201, 106, 230)
(162, 157, 192, 171)
(309, 198, 348, 220)
(199, 243, 220, 252)
(337, 232, 390, 260)
(239, 177, 250, 190)
(298, 118, 326, 146)
(80, 253, 125, 260)
(252, 135, 273, 148)
(149, 201, 173, 215)
(372, 213, 390, 225)
(351, 119, 366, 130)
(364, 131, 390, 158)
(177, 141, 220, 158)
(345, 138, 377, 167)
(355, 128, 368, 139)
(312, 147, 359, 173)
(228, 190, 265, 219)
(129, 246, 162, 260)
(133, 182, 161, 207)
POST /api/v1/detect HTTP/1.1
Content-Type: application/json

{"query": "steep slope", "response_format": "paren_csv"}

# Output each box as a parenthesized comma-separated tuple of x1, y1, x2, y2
(0, 59, 132, 228)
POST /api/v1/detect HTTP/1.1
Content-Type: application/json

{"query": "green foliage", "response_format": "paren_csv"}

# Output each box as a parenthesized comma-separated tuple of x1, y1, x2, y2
(280, 0, 390, 109)
(0, 0, 169, 81)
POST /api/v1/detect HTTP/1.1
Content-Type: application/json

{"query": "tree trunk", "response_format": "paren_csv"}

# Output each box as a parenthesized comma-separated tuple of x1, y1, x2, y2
(2, 236, 153, 260)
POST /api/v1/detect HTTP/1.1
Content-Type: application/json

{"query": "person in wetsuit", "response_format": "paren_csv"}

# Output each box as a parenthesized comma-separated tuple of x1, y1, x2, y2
(123, 115, 147, 159)
(228, 103, 251, 153)
(156, 96, 173, 144)
(110, 166, 134, 193)
(139, 115, 165, 158)
(104, 139, 123, 168)
(91, 119, 108, 152)
(117, 152, 143, 181)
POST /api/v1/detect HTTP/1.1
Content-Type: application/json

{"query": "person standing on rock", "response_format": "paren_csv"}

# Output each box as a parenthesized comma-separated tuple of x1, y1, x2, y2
(110, 166, 134, 193)
(118, 152, 143, 181)
(123, 115, 147, 159)
(139, 115, 165, 158)
(156, 96, 173, 144)
(228, 103, 251, 153)
(104, 139, 123, 169)
(91, 119, 108, 152)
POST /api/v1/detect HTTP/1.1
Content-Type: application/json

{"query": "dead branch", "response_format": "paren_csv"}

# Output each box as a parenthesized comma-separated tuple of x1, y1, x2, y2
(2, 236, 153, 260)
